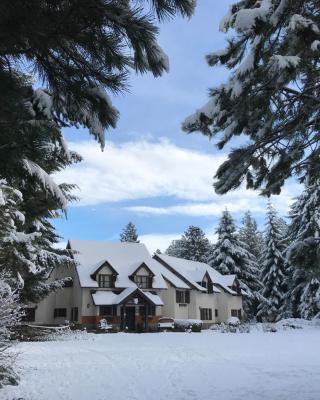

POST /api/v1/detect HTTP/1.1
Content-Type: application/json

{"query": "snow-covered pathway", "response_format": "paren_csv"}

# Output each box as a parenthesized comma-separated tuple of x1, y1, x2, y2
(2, 328, 320, 400)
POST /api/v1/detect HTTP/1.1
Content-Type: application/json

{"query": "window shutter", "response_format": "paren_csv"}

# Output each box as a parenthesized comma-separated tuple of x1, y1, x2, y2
(185, 291, 190, 304)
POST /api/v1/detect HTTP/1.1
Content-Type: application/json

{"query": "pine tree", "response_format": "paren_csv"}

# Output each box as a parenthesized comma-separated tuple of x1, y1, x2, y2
(166, 226, 211, 263)
(284, 179, 320, 319)
(183, 1, 320, 195)
(0, 272, 23, 388)
(1, 0, 195, 148)
(257, 203, 286, 322)
(0, 181, 73, 303)
(209, 210, 262, 317)
(120, 222, 139, 243)
(238, 211, 264, 260)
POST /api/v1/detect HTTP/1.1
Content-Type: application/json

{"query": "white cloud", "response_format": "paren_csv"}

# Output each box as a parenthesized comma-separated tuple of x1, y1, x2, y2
(126, 187, 298, 217)
(55, 138, 301, 216)
(55, 138, 226, 205)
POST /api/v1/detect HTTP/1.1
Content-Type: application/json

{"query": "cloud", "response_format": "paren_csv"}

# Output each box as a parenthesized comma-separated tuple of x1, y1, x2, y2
(126, 187, 299, 218)
(55, 138, 301, 217)
(55, 138, 226, 206)
(127, 199, 264, 217)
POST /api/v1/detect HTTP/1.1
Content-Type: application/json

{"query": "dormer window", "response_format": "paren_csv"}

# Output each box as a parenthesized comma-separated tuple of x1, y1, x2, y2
(134, 275, 152, 289)
(200, 280, 207, 289)
(98, 274, 113, 288)
(198, 273, 214, 294)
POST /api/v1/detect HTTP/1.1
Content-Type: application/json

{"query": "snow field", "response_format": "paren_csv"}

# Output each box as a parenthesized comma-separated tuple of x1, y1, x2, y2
(2, 327, 320, 400)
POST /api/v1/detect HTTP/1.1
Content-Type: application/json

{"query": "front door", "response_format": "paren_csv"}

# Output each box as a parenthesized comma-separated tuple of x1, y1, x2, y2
(125, 307, 135, 331)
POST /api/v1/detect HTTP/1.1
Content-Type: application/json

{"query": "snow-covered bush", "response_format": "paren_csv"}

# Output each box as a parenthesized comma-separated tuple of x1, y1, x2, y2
(227, 316, 240, 326)
(262, 323, 277, 333)
(174, 319, 202, 332)
(0, 274, 23, 388)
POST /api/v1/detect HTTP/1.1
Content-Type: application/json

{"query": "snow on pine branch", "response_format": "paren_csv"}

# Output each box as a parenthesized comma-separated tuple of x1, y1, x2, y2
(22, 159, 67, 210)
(289, 14, 320, 34)
(269, 55, 301, 71)
(220, 0, 273, 33)
(32, 89, 53, 119)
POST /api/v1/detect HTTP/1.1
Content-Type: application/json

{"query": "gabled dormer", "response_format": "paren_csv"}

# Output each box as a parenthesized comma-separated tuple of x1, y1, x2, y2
(197, 271, 214, 294)
(129, 262, 155, 289)
(91, 261, 118, 288)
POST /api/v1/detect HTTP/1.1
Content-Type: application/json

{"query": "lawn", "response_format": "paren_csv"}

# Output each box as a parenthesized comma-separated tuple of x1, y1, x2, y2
(2, 323, 320, 400)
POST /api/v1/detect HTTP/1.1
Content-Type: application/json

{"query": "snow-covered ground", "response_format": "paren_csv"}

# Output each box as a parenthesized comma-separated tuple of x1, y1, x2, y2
(2, 324, 320, 400)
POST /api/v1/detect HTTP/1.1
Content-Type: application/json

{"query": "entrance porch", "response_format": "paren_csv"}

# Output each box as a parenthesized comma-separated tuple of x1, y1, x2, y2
(92, 287, 163, 332)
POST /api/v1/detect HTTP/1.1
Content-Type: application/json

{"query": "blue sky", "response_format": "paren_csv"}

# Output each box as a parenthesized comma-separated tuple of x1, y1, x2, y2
(54, 1, 300, 252)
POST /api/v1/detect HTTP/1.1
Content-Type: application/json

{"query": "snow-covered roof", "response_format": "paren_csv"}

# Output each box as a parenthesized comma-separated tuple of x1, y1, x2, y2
(154, 254, 237, 295)
(92, 288, 163, 306)
(68, 240, 167, 289)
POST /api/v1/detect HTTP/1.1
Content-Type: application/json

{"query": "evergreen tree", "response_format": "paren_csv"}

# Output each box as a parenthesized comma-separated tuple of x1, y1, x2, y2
(120, 222, 139, 243)
(166, 226, 211, 263)
(257, 203, 286, 322)
(209, 210, 262, 317)
(0, 272, 23, 388)
(0, 180, 72, 303)
(284, 180, 320, 318)
(183, 1, 320, 195)
(238, 211, 264, 260)
(0, 73, 78, 302)
(1, 0, 195, 148)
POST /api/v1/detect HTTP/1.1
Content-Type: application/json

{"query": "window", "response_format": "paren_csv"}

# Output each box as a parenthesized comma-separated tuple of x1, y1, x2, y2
(22, 308, 36, 322)
(200, 308, 212, 321)
(198, 280, 213, 293)
(201, 281, 207, 289)
(54, 308, 67, 318)
(208, 283, 214, 294)
(231, 309, 242, 318)
(148, 305, 156, 316)
(215, 309, 218, 318)
(98, 274, 113, 288)
(99, 306, 115, 316)
(71, 307, 78, 322)
(176, 290, 190, 304)
(138, 305, 155, 316)
(134, 275, 152, 289)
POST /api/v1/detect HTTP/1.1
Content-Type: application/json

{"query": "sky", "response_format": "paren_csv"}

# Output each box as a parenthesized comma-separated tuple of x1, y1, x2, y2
(54, 0, 301, 253)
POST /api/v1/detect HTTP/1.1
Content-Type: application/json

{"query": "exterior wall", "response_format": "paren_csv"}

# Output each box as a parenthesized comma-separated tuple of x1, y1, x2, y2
(97, 265, 113, 275)
(135, 266, 149, 276)
(193, 291, 219, 324)
(31, 263, 82, 326)
(216, 292, 243, 322)
(158, 281, 243, 325)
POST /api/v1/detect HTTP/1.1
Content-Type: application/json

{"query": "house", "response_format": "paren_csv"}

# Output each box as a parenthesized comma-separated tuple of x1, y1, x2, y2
(26, 240, 243, 331)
